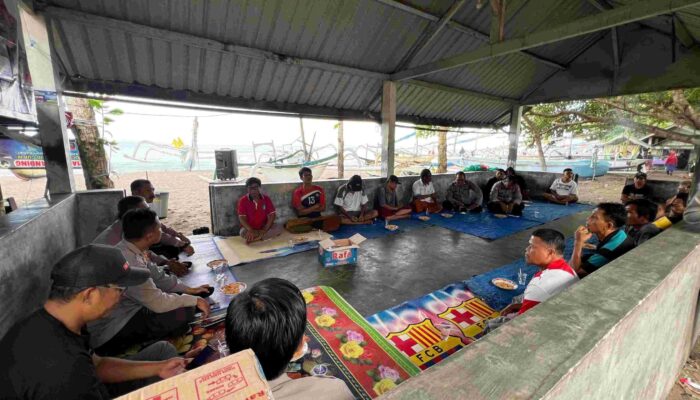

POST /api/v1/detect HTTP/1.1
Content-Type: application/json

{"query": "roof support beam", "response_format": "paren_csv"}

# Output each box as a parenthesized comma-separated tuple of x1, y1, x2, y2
(394, 0, 467, 71)
(611, 27, 620, 94)
(44, 6, 388, 81)
(407, 80, 519, 104)
(373, 0, 567, 70)
(391, 0, 700, 81)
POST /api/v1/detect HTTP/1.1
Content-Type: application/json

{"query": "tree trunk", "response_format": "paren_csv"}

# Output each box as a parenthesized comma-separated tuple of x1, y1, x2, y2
(299, 117, 309, 162)
(65, 97, 114, 189)
(438, 128, 448, 173)
(534, 132, 547, 169)
(337, 121, 344, 179)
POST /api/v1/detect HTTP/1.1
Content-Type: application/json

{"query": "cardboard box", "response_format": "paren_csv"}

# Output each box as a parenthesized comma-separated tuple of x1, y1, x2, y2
(117, 349, 272, 400)
(318, 233, 366, 267)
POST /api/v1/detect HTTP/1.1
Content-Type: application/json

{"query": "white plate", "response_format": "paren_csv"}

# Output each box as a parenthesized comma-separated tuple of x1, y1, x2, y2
(491, 278, 518, 291)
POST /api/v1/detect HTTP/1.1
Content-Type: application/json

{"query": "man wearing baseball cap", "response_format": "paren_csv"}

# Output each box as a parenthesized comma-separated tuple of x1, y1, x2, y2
(377, 175, 412, 222)
(0, 244, 187, 399)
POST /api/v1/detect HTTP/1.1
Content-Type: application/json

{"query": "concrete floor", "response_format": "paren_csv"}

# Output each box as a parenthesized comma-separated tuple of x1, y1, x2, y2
(231, 211, 590, 316)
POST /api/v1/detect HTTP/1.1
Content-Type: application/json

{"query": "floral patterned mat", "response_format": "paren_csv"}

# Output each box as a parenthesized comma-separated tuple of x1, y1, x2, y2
(296, 286, 420, 399)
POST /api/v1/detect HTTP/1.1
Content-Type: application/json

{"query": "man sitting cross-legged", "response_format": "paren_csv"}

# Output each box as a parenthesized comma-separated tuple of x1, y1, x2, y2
(225, 278, 354, 400)
(334, 175, 378, 224)
(543, 168, 579, 205)
(238, 177, 284, 243)
(131, 179, 195, 258)
(442, 171, 483, 213)
(570, 203, 635, 278)
(377, 175, 412, 222)
(412, 169, 443, 214)
(89, 209, 211, 356)
(625, 199, 661, 246)
(285, 167, 341, 233)
(94, 195, 190, 277)
(0, 245, 188, 399)
(487, 175, 524, 216)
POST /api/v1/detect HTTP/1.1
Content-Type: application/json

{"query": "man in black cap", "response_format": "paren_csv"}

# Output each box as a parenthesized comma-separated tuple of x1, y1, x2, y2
(334, 175, 378, 224)
(621, 172, 653, 203)
(0, 244, 187, 399)
(377, 175, 412, 222)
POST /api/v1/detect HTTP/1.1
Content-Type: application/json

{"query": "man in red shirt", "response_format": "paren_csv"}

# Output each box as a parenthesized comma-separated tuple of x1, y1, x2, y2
(285, 167, 340, 233)
(500, 229, 578, 317)
(237, 177, 283, 244)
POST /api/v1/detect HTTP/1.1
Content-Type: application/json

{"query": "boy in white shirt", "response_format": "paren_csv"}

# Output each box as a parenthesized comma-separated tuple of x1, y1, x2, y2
(412, 169, 443, 214)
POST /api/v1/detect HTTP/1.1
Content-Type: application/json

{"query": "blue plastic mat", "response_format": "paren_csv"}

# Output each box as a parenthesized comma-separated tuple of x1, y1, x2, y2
(332, 217, 429, 240)
(464, 238, 591, 310)
(521, 201, 593, 223)
(179, 234, 238, 309)
(421, 211, 543, 240)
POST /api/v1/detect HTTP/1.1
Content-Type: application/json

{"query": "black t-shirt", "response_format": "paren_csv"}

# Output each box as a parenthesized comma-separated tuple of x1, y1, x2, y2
(0, 309, 110, 400)
(622, 184, 653, 200)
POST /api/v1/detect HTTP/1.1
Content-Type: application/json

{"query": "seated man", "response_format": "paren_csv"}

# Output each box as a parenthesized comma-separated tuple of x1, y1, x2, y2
(625, 199, 661, 246)
(377, 175, 412, 222)
(484, 169, 506, 199)
(665, 180, 692, 208)
(285, 167, 340, 233)
(334, 175, 378, 224)
(500, 229, 578, 317)
(621, 172, 653, 202)
(131, 179, 194, 258)
(0, 245, 187, 399)
(487, 176, 524, 216)
(443, 171, 483, 213)
(94, 195, 190, 277)
(89, 209, 211, 356)
(570, 203, 635, 278)
(543, 168, 579, 205)
(506, 167, 529, 199)
(225, 278, 354, 399)
(412, 169, 442, 214)
(238, 177, 283, 243)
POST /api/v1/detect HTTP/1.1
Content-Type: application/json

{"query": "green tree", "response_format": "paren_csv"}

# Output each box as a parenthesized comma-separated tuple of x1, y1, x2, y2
(415, 125, 448, 173)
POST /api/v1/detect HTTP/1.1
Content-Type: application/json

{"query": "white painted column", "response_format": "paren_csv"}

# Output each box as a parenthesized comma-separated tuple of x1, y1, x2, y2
(507, 105, 522, 168)
(381, 81, 396, 177)
(17, 2, 75, 194)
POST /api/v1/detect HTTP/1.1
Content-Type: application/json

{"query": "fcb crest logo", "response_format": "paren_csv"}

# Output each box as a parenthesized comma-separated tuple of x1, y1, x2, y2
(438, 298, 499, 339)
(386, 318, 464, 369)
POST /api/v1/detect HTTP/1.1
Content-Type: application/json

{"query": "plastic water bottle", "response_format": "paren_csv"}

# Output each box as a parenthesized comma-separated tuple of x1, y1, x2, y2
(518, 269, 527, 286)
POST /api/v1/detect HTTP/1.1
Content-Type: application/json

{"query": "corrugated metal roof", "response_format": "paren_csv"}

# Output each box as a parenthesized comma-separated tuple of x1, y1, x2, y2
(39, 0, 700, 127)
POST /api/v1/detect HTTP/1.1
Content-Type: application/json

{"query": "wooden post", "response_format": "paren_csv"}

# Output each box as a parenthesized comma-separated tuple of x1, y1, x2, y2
(507, 105, 522, 168)
(0, 183, 5, 216)
(299, 117, 309, 162)
(381, 81, 396, 177)
(337, 121, 345, 179)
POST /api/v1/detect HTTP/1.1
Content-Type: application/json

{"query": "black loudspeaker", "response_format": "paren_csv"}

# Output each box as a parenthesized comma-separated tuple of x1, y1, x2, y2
(215, 149, 238, 180)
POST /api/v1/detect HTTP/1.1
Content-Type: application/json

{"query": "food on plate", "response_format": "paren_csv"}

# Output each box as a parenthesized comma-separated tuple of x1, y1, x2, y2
(221, 282, 247, 295)
(440, 213, 453, 218)
(492, 278, 518, 290)
(385, 224, 399, 231)
(207, 259, 228, 269)
(418, 216, 430, 221)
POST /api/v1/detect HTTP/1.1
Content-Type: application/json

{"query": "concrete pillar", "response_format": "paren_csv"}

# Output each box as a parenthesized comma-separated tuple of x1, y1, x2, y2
(17, 3, 75, 194)
(507, 105, 522, 168)
(381, 81, 396, 177)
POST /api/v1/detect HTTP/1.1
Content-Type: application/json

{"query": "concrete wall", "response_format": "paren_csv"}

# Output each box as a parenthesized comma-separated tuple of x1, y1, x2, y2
(0, 195, 78, 339)
(624, 178, 683, 204)
(75, 189, 125, 246)
(209, 171, 560, 236)
(381, 224, 700, 400)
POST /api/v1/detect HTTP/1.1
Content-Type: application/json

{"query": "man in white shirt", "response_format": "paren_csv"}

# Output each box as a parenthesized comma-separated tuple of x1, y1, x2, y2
(412, 169, 443, 214)
(543, 168, 579, 205)
(89, 208, 211, 356)
(334, 175, 378, 224)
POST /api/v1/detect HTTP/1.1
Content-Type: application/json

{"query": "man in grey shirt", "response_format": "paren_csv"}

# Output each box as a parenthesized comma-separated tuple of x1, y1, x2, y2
(89, 208, 211, 356)
(488, 176, 524, 216)
(624, 199, 661, 246)
(443, 171, 483, 213)
(377, 175, 412, 221)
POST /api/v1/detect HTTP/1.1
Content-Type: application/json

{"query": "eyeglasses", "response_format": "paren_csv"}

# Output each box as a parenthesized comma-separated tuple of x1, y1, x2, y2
(101, 284, 127, 293)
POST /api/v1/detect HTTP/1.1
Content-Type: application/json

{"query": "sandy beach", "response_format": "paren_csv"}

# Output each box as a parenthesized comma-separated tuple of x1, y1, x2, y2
(0, 168, 689, 234)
